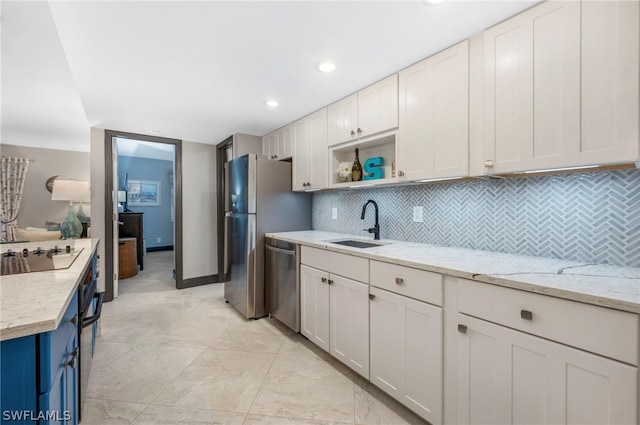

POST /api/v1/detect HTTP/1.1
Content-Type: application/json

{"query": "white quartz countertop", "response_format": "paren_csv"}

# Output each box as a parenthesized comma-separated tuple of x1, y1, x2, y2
(266, 231, 640, 314)
(0, 239, 99, 341)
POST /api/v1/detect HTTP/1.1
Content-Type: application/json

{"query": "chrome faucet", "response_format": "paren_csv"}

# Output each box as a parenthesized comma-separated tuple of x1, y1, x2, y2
(361, 199, 380, 240)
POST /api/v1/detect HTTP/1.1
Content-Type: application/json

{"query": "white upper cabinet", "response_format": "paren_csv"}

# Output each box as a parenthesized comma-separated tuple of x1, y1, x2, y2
(262, 132, 276, 160)
(481, 1, 581, 174)
(292, 108, 329, 192)
(398, 41, 469, 181)
(478, 0, 640, 175)
(328, 93, 358, 146)
(328, 74, 398, 146)
(262, 124, 292, 160)
(580, 0, 639, 165)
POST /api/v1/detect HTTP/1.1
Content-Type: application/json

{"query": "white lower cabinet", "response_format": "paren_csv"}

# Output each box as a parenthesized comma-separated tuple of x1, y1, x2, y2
(300, 264, 369, 378)
(456, 313, 638, 425)
(300, 265, 330, 352)
(369, 286, 443, 425)
(330, 274, 370, 379)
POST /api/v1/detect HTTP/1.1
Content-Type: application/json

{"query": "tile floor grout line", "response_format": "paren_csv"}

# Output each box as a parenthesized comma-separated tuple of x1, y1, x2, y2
(240, 343, 281, 424)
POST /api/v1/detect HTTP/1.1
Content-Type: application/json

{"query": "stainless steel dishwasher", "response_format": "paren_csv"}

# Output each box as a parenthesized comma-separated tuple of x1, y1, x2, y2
(265, 237, 300, 332)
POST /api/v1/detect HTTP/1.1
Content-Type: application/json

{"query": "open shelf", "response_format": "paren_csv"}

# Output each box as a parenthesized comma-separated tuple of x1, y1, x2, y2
(330, 130, 397, 187)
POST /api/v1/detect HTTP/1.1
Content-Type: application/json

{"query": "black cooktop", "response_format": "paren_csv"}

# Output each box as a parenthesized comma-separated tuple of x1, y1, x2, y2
(1, 246, 84, 276)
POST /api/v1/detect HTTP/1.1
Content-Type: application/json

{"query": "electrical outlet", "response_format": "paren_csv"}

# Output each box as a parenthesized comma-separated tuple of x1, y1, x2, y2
(412, 206, 423, 223)
(332, 207, 338, 220)
(156, 237, 161, 243)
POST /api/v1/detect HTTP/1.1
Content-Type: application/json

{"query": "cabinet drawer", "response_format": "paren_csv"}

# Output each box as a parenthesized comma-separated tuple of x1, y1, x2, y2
(301, 246, 368, 283)
(458, 279, 639, 365)
(370, 261, 443, 306)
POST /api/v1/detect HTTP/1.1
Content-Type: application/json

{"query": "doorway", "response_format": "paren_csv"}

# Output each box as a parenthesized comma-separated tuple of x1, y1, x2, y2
(103, 130, 183, 302)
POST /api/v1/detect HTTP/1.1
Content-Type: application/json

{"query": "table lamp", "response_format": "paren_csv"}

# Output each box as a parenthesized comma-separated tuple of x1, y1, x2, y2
(52, 180, 90, 239)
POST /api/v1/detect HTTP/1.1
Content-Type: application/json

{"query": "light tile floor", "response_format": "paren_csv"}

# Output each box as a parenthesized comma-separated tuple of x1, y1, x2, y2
(84, 251, 428, 425)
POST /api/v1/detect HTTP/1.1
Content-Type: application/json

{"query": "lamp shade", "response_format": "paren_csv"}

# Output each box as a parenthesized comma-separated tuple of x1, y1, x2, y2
(117, 190, 127, 203)
(51, 180, 90, 202)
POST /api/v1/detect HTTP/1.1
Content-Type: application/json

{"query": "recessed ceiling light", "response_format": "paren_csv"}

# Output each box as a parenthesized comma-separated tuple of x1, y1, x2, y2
(265, 100, 279, 107)
(318, 62, 336, 73)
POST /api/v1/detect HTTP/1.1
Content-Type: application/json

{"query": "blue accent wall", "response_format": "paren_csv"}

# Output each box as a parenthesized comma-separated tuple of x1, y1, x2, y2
(118, 156, 173, 249)
(312, 169, 640, 268)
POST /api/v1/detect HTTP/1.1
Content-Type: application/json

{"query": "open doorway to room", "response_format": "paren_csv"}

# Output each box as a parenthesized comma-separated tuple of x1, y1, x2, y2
(103, 130, 183, 302)
(115, 138, 176, 296)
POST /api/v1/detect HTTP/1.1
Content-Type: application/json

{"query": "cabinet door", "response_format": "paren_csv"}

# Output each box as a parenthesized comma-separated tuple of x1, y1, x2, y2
(399, 41, 469, 181)
(483, 1, 580, 174)
(0, 335, 37, 424)
(328, 93, 358, 146)
(580, 0, 639, 164)
(292, 117, 310, 191)
(300, 265, 330, 352)
(39, 331, 78, 424)
(370, 287, 443, 424)
(277, 124, 293, 160)
(456, 314, 638, 425)
(262, 133, 276, 160)
(329, 274, 369, 379)
(357, 74, 399, 140)
(308, 108, 329, 189)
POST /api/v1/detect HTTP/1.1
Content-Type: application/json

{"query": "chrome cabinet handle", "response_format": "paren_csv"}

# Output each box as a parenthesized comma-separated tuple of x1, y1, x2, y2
(68, 314, 78, 326)
(398, 171, 405, 177)
(321, 277, 327, 283)
(458, 324, 468, 334)
(328, 279, 334, 285)
(484, 160, 494, 168)
(350, 130, 356, 136)
(369, 293, 375, 300)
(520, 310, 533, 321)
(357, 128, 362, 134)
(395, 277, 404, 284)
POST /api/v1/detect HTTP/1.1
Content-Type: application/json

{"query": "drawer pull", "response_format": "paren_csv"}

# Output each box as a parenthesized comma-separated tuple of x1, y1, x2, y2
(369, 293, 376, 300)
(457, 324, 468, 334)
(521, 310, 533, 321)
(395, 277, 404, 284)
(321, 277, 327, 283)
(68, 314, 79, 326)
(328, 279, 334, 285)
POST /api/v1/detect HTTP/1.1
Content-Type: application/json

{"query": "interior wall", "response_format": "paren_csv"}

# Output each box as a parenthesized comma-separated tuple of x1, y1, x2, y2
(118, 155, 174, 248)
(312, 168, 640, 268)
(89, 127, 106, 292)
(1, 143, 90, 228)
(182, 141, 217, 279)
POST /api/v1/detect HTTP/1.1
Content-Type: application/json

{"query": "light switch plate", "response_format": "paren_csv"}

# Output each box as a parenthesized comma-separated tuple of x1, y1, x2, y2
(413, 206, 423, 223)
(332, 207, 338, 220)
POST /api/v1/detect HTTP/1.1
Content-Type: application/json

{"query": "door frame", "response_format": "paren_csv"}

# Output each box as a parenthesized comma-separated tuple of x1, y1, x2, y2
(103, 130, 184, 301)
(216, 136, 233, 283)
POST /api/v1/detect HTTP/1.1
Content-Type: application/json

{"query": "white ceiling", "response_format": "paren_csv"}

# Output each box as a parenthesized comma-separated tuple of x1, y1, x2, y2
(3, 0, 539, 152)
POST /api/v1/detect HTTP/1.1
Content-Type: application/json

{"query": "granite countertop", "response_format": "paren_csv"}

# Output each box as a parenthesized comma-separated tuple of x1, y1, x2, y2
(266, 231, 640, 314)
(0, 238, 99, 341)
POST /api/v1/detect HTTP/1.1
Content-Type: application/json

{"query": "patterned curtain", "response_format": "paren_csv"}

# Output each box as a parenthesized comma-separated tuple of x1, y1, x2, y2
(1, 157, 31, 241)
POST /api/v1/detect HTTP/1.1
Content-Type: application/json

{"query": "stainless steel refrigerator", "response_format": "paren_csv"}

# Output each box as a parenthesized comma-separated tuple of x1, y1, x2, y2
(224, 154, 311, 319)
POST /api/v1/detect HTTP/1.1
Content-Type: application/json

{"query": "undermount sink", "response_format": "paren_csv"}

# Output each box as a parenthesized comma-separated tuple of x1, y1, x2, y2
(328, 239, 389, 249)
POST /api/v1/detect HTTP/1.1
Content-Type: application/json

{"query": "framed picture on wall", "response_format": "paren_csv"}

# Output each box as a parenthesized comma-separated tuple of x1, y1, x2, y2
(127, 179, 161, 206)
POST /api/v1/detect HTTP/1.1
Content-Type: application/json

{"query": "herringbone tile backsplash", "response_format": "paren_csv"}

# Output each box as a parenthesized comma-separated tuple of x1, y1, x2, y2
(312, 169, 640, 268)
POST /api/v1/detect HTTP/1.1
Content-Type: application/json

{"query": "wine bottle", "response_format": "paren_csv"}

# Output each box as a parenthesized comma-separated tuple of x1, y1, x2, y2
(352, 148, 363, 181)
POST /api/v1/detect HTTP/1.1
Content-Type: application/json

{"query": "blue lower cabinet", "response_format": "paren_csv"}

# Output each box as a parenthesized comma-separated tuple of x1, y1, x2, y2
(0, 291, 79, 425)
(0, 335, 37, 424)
(39, 291, 79, 424)
(38, 331, 78, 424)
